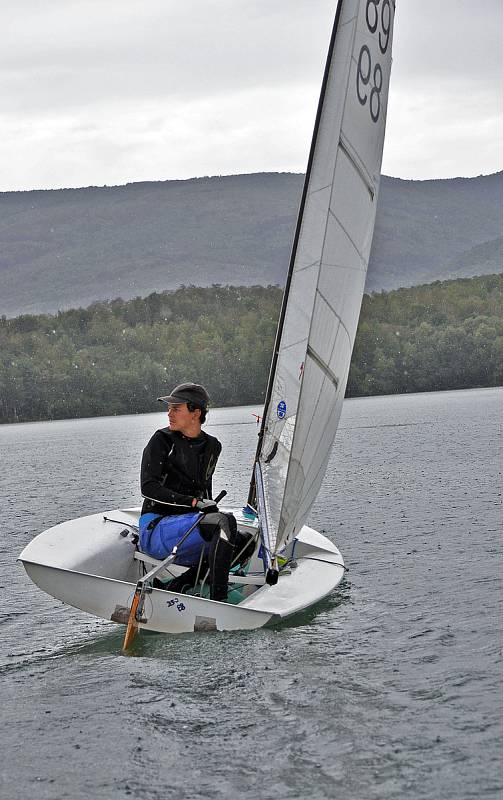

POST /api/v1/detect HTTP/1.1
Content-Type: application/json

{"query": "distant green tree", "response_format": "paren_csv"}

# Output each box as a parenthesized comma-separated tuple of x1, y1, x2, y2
(1, 275, 503, 423)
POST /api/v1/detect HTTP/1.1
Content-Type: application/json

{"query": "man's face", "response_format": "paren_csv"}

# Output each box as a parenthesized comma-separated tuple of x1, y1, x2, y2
(167, 402, 200, 434)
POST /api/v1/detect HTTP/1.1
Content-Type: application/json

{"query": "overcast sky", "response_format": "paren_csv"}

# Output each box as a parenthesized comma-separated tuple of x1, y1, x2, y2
(2, 0, 503, 192)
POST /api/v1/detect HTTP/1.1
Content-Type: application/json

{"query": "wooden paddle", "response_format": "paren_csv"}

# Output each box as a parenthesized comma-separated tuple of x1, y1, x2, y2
(122, 590, 141, 650)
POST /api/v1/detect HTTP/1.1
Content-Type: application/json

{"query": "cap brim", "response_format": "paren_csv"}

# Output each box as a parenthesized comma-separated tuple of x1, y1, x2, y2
(157, 395, 183, 404)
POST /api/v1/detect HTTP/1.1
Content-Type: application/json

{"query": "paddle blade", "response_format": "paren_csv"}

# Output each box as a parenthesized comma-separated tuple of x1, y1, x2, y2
(122, 592, 140, 651)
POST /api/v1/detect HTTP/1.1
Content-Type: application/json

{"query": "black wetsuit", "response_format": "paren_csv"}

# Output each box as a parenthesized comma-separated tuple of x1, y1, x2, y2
(141, 427, 221, 517)
(140, 427, 237, 600)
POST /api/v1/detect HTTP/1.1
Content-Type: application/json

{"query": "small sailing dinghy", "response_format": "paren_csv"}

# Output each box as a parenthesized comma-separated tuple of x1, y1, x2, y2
(19, 0, 395, 636)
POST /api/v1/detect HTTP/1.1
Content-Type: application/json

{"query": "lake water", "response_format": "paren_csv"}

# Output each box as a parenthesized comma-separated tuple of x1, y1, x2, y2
(1, 387, 502, 799)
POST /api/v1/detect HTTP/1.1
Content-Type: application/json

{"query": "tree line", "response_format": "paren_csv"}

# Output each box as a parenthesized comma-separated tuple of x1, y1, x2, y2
(1, 275, 502, 424)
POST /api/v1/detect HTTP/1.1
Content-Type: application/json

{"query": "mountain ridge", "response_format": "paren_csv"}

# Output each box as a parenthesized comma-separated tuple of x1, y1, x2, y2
(2, 170, 503, 317)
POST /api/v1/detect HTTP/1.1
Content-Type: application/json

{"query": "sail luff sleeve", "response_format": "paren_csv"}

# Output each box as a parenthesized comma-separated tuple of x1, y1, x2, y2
(247, 2, 344, 510)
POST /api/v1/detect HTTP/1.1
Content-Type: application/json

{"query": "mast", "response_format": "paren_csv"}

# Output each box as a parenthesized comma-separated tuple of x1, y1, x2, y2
(247, 2, 344, 508)
(249, 0, 395, 550)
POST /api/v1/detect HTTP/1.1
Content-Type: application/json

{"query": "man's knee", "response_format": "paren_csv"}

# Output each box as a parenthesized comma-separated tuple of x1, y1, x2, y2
(223, 512, 237, 538)
(200, 512, 221, 529)
(215, 512, 236, 546)
(201, 512, 237, 543)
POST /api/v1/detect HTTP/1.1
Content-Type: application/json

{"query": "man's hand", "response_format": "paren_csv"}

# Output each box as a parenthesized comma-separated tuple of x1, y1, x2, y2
(194, 498, 219, 514)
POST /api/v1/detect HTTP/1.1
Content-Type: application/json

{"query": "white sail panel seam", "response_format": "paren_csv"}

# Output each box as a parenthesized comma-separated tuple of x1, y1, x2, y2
(307, 183, 332, 196)
(292, 361, 350, 508)
(279, 334, 310, 351)
(323, 6, 372, 265)
(296, 423, 343, 518)
(302, 302, 352, 446)
(319, 261, 365, 273)
(294, 259, 321, 275)
(328, 207, 366, 264)
(314, 4, 362, 291)
(340, 13, 358, 28)
(315, 288, 354, 346)
(289, 367, 346, 518)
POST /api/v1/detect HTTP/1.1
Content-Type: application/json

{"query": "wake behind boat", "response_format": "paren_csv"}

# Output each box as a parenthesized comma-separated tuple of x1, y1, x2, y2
(19, 0, 396, 635)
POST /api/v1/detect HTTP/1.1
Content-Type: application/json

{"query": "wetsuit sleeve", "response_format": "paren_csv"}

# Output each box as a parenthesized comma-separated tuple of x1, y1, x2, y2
(204, 439, 222, 500)
(140, 431, 194, 508)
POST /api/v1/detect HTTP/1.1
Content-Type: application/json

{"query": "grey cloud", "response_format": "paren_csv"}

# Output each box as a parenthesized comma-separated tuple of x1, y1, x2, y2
(1, 0, 502, 189)
(393, 0, 503, 83)
(2, 0, 335, 113)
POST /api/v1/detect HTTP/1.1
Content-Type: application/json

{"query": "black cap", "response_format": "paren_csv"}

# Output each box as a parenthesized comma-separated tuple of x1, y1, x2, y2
(157, 382, 210, 410)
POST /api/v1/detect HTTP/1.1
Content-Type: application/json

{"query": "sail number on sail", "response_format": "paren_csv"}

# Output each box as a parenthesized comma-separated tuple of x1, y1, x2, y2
(356, 0, 393, 123)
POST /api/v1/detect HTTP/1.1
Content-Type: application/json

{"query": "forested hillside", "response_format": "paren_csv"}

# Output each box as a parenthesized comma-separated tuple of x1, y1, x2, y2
(2, 171, 503, 316)
(348, 274, 503, 395)
(0, 286, 280, 423)
(1, 274, 502, 424)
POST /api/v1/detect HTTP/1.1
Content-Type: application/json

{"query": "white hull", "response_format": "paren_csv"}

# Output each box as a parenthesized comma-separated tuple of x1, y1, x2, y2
(19, 508, 345, 634)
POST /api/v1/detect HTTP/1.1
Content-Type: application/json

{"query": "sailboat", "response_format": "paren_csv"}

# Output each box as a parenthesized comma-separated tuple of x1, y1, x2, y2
(19, 0, 395, 636)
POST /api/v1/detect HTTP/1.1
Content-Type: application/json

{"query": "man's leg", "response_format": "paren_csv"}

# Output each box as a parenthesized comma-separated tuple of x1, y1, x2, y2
(162, 564, 202, 594)
(150, 513, 208, 593)
(199, 512, 237, 601)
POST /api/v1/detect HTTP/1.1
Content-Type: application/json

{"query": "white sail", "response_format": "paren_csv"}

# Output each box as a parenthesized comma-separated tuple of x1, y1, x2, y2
(256, 0, 396, 552)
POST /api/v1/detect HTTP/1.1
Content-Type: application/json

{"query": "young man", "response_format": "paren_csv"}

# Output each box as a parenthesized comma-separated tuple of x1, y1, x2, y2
(139, 382, 239, 601)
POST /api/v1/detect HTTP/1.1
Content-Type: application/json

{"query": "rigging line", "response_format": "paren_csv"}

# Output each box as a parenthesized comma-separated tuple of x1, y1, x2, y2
(199, 566, 209, 596)
(103, 516, 139, 531)
(342, 421, 433, 431)
(298, 556, 349, 571)
(194, 547, 205, 589)
(205, 420, 263, 429)
(231, 531, 260, 569)
(237, 571, 269, 577)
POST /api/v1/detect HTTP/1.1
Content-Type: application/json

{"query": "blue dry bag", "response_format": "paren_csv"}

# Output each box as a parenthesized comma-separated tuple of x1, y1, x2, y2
(139, 512, 210, 565)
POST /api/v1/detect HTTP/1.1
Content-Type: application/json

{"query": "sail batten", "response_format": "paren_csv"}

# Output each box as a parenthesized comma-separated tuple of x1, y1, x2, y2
(253, 0, 395, 552)
(338, 137, 376, 196)
(306, 345, 340, 388)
